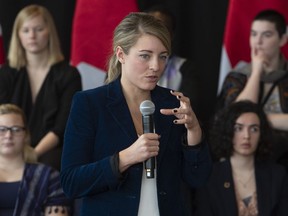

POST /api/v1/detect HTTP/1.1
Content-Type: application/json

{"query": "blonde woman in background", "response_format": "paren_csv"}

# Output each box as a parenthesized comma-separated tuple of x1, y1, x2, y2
(0, 4, 82, 170)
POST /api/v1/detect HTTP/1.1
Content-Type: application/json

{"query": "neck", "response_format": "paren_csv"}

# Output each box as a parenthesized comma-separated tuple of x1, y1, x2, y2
(0, 156, 25, 171)
(26, 50, 50, 70)
(230, 154, 254, 172)
(121, 81, 151, 107)
(265, 54, 281, 73)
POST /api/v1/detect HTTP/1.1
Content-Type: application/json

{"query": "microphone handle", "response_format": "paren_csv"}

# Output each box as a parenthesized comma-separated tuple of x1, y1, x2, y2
(142, 115, 155, 178)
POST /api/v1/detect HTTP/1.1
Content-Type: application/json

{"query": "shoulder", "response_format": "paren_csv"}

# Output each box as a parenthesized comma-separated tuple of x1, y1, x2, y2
(152, 85, 179, 105)
(255, 161, 288, 186)
(72, 83, 112, 109)
(0, 64, 18, 75)
(51, 61, 81, 77)
(225, 71, 248, 80)
(212, 159, 230, 172)
(197, 160, 230, 190)
(25, 163, 60, 176)
(257, 161, 286, 174)
(75, 82, 109, 98)
(221, 71, 248, 88)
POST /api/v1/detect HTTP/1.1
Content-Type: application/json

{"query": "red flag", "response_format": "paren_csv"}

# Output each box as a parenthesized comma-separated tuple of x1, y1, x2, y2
(218, 0, 288, 93)
(0, 24, 5, 65)
(71, 0, 139, 90)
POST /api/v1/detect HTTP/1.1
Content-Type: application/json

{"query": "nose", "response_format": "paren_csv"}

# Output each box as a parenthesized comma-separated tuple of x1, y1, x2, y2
(255, 35, 263, 45)
(3, 129, 12, 137)
(149, 57, 160, 72)
(28, 29, 36, 38)
(243, 128, 250, 140)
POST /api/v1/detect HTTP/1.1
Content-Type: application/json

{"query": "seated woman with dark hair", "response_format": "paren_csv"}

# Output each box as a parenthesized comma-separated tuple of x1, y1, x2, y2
(194, 100, 288, 216)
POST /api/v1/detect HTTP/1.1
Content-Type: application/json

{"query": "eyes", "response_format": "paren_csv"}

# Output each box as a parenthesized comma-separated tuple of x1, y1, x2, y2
(250, 30, 274, 38)
(20, 26, 46, 34)
(234, 124, 260, 133)
(139, 53, 168, 61)
(0, 126, 26, 136)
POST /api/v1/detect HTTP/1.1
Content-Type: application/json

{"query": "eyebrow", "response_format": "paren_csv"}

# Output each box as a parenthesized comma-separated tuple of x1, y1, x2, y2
(138, 50, 169, 54)
(235, 123, 260, 127)
(250, 29, 274, 34)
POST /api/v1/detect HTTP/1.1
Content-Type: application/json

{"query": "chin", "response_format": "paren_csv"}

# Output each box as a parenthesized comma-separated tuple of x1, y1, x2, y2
(142, 84, 157, 91)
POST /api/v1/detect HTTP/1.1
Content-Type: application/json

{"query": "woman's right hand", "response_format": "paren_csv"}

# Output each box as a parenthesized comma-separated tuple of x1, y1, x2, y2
(118, 133, 160, 173)
(251, 46, 269, 76)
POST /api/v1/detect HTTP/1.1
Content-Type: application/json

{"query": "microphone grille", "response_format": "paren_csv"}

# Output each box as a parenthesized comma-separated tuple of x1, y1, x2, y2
(140, 100, 155, 115)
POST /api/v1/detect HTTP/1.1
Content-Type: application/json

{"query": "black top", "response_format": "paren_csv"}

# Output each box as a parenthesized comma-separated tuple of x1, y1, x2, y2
(0, 181, 20, 216)
(0, 61, 82, 169)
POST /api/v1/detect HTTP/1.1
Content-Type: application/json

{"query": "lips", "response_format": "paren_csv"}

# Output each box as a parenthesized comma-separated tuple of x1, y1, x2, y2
(145, 76, 158, 82)
(240, 143, 251, 148)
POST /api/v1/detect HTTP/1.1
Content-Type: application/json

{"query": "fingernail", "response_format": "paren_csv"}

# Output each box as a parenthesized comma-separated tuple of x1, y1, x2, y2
(173, 120, 178, 124)
(173, 109, 178, 113)
(170, 90, 174, 93)
(177, 95, 181, 99)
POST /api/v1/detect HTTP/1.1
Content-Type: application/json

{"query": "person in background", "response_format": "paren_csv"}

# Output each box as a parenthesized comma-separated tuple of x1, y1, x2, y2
(194, 100, 288, 216)
(148, 6, 202, 103)
(145, 6, 202, 212)
(217, 9, 288, 169)
(0, 4, 82, 170)
(60, 12, 211, 216)
(0, 103, 72, 216)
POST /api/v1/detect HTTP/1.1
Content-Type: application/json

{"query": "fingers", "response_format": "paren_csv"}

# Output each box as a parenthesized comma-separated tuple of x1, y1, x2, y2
(252, 47, 269, 65)
(160, 90, 192, 115)
(160, 90, 191, 115)
(136, 133, 160, 161)
(159, 90, 200, 131)
(120, 134, 160, 171)
(170, 90, 190, 104)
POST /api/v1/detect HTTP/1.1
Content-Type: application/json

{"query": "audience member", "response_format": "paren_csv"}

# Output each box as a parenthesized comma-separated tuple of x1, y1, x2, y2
(60, 12, 211, 215)
(194, 100, 288, 215)
(145, 5, 202, 119)
(217, 9, 288, 168)
(0, 4, 82, 170)
(0, 103, 72, 216)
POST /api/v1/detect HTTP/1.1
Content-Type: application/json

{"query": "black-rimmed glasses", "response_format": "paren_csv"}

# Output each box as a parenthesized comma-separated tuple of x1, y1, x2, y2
(0, 126, 26, 136)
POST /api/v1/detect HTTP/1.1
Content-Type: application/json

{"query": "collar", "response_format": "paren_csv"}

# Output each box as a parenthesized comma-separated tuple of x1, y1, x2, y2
(236, 54, 288, 83)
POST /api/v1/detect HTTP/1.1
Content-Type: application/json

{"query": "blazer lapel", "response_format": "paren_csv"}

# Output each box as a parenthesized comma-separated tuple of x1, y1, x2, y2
(106, 80, 138, 147)
(151, 87, 179, 168)
(105, 81, 178, 164)
(218, 160, 238, 215)
(255, 162, 270, 216)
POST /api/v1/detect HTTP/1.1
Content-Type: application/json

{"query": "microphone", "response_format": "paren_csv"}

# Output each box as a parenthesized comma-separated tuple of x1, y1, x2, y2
(139, 100, 156, 178)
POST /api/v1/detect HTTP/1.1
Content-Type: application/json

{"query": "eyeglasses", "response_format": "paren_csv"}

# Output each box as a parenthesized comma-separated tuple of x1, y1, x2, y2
(0, 126, 26, 136)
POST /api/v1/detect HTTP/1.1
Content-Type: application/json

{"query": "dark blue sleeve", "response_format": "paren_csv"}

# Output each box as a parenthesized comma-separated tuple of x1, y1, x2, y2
(60, 92, 121, 198)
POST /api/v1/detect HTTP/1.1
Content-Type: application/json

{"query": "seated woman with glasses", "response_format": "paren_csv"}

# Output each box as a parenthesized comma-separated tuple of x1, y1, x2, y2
(0, 104, 72, 216)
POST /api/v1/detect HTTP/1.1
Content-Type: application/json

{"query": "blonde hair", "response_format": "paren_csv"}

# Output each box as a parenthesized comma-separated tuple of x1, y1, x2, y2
(8, 4, 64, 70)
(105, 12, 171, 84)
(0, 104, 37, 163)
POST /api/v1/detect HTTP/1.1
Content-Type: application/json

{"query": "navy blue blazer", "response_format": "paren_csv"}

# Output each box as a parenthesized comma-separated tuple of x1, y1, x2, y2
(61, 78, 211, 216)
(194, 159, 288, 216)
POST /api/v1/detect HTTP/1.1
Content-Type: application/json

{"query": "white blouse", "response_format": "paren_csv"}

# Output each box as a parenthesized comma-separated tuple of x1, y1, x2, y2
(137, 163, 160, 216)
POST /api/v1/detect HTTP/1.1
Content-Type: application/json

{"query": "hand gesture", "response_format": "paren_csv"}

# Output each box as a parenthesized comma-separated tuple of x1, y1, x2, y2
(160, 90, 202, 145)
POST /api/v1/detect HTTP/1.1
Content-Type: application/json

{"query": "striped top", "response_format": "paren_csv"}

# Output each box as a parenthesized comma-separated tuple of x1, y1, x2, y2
(8, 163, 72, 216)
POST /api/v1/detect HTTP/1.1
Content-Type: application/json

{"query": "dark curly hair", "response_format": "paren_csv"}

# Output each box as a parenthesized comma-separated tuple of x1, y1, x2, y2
(209, 100, 273, 161)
